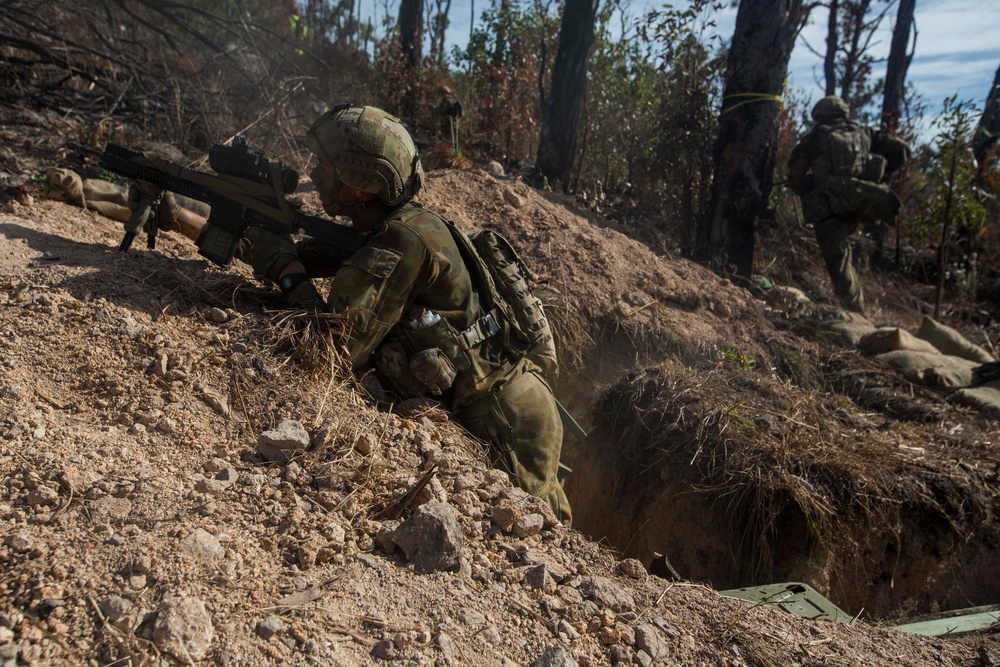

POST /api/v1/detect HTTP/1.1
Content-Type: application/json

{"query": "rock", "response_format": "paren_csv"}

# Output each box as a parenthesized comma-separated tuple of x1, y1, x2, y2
(437, 632, 456, 659)
(456, 608, 486, 627)
(203, 458, 227, 473)
(524, 564, 557, 592)
(618, 558, 646, 579)
(374, 520, 401, 553)
(181, 528, 224, 562)
(609, 645, 632, 664)
(152, 597, 214, 661)
(485, 161, 505, 177)
(634, 624, 669, 660)
(153, 353, 169, 377)
(491, 503, 519, 532)
(58, 468, 101, 495)
(209, 307, 229, 323)
(513, 513, 544, 538)
(256, 615, 284, 640)
(392, 500, 464, 573)
(578, 577, 636, 613)
(503, 188, 525, 209)
(99, 595, 132, 623)
(216, 468, 239, 483)
(257, 420, 310, 462)
(195, 478, 232, 496)
(199, 392, 230, 417)
(532, 645, 579, 667)
(25, 486, 59, 506)
(557, 619, 580, 640)
(4, 533, 32, 553)
(372, 639, 397, 660)
(635, 649, 653, 667)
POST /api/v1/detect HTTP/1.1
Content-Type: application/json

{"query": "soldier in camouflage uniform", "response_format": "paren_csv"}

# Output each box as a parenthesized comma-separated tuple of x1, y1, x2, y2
(788, 96, 908, 315)
(169, 105, 572, 523)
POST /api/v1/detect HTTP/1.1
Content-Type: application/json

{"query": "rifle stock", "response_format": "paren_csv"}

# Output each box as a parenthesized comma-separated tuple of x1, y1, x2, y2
(67, 139, 366, 268)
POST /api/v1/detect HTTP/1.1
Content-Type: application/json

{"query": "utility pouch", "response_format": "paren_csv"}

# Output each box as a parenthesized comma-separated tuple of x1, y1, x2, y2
(409, 348, 458, 395)
(373, 339, 427, 399)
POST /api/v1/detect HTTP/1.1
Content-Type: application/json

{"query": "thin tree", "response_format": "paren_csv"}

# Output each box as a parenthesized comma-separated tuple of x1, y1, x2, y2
(536, 0, 600, 191)
(881, 0, 916, 132)
(695, 0, 808, 277)
(824, 0, 838, 95)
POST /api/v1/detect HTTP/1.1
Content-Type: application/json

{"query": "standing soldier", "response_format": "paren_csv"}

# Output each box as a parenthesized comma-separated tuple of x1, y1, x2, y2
(787, 95, 909, 315)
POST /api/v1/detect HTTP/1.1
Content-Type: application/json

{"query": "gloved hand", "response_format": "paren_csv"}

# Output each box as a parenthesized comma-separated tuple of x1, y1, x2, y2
(282, 276, 327, 311)
(239, 226, 300, 281)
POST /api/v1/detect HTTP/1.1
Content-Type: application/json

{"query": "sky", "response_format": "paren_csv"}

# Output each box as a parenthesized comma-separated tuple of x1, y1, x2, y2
(356, 0, 1000, 143)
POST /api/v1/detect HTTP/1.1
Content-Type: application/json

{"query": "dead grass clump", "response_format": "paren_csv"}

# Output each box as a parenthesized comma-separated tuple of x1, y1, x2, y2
(589, 360, 996, 581)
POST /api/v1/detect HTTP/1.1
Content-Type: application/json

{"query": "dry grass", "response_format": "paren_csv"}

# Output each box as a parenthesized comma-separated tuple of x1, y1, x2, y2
(590, 359, 997, 581)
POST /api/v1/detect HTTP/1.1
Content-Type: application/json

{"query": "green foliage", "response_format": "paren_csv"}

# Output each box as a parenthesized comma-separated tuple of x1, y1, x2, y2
(450, 0, 562, 163)
(912, 97, 987, 245)
(719, 345, 756, 371)
(911, 96, 988, 315)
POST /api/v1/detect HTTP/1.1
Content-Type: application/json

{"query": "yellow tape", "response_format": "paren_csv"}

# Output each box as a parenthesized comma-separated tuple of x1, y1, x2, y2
(721, 76, 788, 115)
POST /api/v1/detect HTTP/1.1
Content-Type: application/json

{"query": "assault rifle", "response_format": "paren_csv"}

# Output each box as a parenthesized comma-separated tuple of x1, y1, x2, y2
(66, 137, 366, 267)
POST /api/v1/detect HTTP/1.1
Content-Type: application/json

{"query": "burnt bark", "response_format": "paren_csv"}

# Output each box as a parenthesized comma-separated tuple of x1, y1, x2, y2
(536, 0, 599, 192)
(695, 0, 807, 277)
(972, 63, 1000, 168)
(824, 0, 839, 96)
(881, 0, 916, 132)
(398, 0, 424, 120)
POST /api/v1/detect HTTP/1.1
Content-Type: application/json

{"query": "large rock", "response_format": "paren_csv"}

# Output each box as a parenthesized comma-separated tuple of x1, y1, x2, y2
(634, 623, 670, 661)
(578, 576, 636, 613)
(392, 500, 464, 573)
(257, 420, 310, 462)
(152, 597, 214, 661)
(532, 645, 579, 667)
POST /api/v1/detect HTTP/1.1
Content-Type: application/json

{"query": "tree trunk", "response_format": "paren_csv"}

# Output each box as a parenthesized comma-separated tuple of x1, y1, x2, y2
(972, 63, 1000, 167)
(881, 0, 915, 132)
(824, 0, 838, 96)
(536, 0, 599, 192)
(398, 0, 424, 120)
(695, 0, 807, 277)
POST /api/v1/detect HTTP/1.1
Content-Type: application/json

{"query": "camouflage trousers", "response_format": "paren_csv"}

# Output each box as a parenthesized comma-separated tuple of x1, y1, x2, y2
(814, 215, 866, 316)
(458, 360, 572, 525)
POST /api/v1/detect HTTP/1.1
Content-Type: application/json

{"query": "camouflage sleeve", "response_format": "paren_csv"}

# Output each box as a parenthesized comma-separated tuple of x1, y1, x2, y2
(871, 131, 910, 177)
(327, 222, 438, 369)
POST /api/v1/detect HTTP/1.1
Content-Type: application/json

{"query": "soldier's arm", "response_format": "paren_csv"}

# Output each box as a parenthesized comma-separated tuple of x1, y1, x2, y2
(327, 224, 436, 369)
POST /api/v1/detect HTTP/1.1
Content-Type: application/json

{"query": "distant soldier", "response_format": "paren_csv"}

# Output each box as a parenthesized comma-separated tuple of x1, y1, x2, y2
(787, 95, 909, 315)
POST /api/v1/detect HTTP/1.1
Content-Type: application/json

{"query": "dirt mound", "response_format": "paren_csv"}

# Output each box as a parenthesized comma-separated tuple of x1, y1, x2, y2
(1, 145, 998, 666)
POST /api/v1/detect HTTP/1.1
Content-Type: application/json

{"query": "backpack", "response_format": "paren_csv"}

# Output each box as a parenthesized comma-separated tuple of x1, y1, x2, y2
(812, 121, 897, 222)
(443, 221, 559, 379)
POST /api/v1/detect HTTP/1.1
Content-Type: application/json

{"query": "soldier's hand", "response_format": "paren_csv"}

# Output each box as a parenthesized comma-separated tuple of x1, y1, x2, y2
(280, 275, 327, 311)
(240, 226, 300, 281)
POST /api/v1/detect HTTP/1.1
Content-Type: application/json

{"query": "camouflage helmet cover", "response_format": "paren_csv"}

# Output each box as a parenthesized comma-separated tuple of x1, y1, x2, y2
(812, 95, 850, 121)
(306, 105, 424, 206)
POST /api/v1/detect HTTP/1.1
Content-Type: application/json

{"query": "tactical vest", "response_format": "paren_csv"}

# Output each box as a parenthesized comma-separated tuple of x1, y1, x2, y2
(376, 206, 558, 400)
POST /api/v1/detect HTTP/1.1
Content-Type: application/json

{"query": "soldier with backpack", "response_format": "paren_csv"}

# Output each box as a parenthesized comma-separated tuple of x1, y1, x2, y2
(150, 105, 572, 523)
(788, 96, 909, 315)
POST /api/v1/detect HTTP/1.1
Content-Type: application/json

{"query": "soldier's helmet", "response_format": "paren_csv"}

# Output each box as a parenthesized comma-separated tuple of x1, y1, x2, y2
(306, 105, 424, 206)
(811, 95, 850, 121)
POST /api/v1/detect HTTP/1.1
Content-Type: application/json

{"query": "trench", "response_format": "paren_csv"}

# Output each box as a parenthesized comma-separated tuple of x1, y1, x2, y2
(554, 331, 1000, 622)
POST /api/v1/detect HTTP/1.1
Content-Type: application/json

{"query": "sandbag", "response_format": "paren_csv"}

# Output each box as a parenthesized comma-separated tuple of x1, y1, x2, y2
(86, 200, 131, 223)
(82, 179, 129, 207)
(45, 168, 85, 206)
(876, 350, 979, 389)
(858, 327, 940, 356)
(826, 320, 878, 348)
(914, 316, 995, 364)
(948, 380, 1000, 420)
